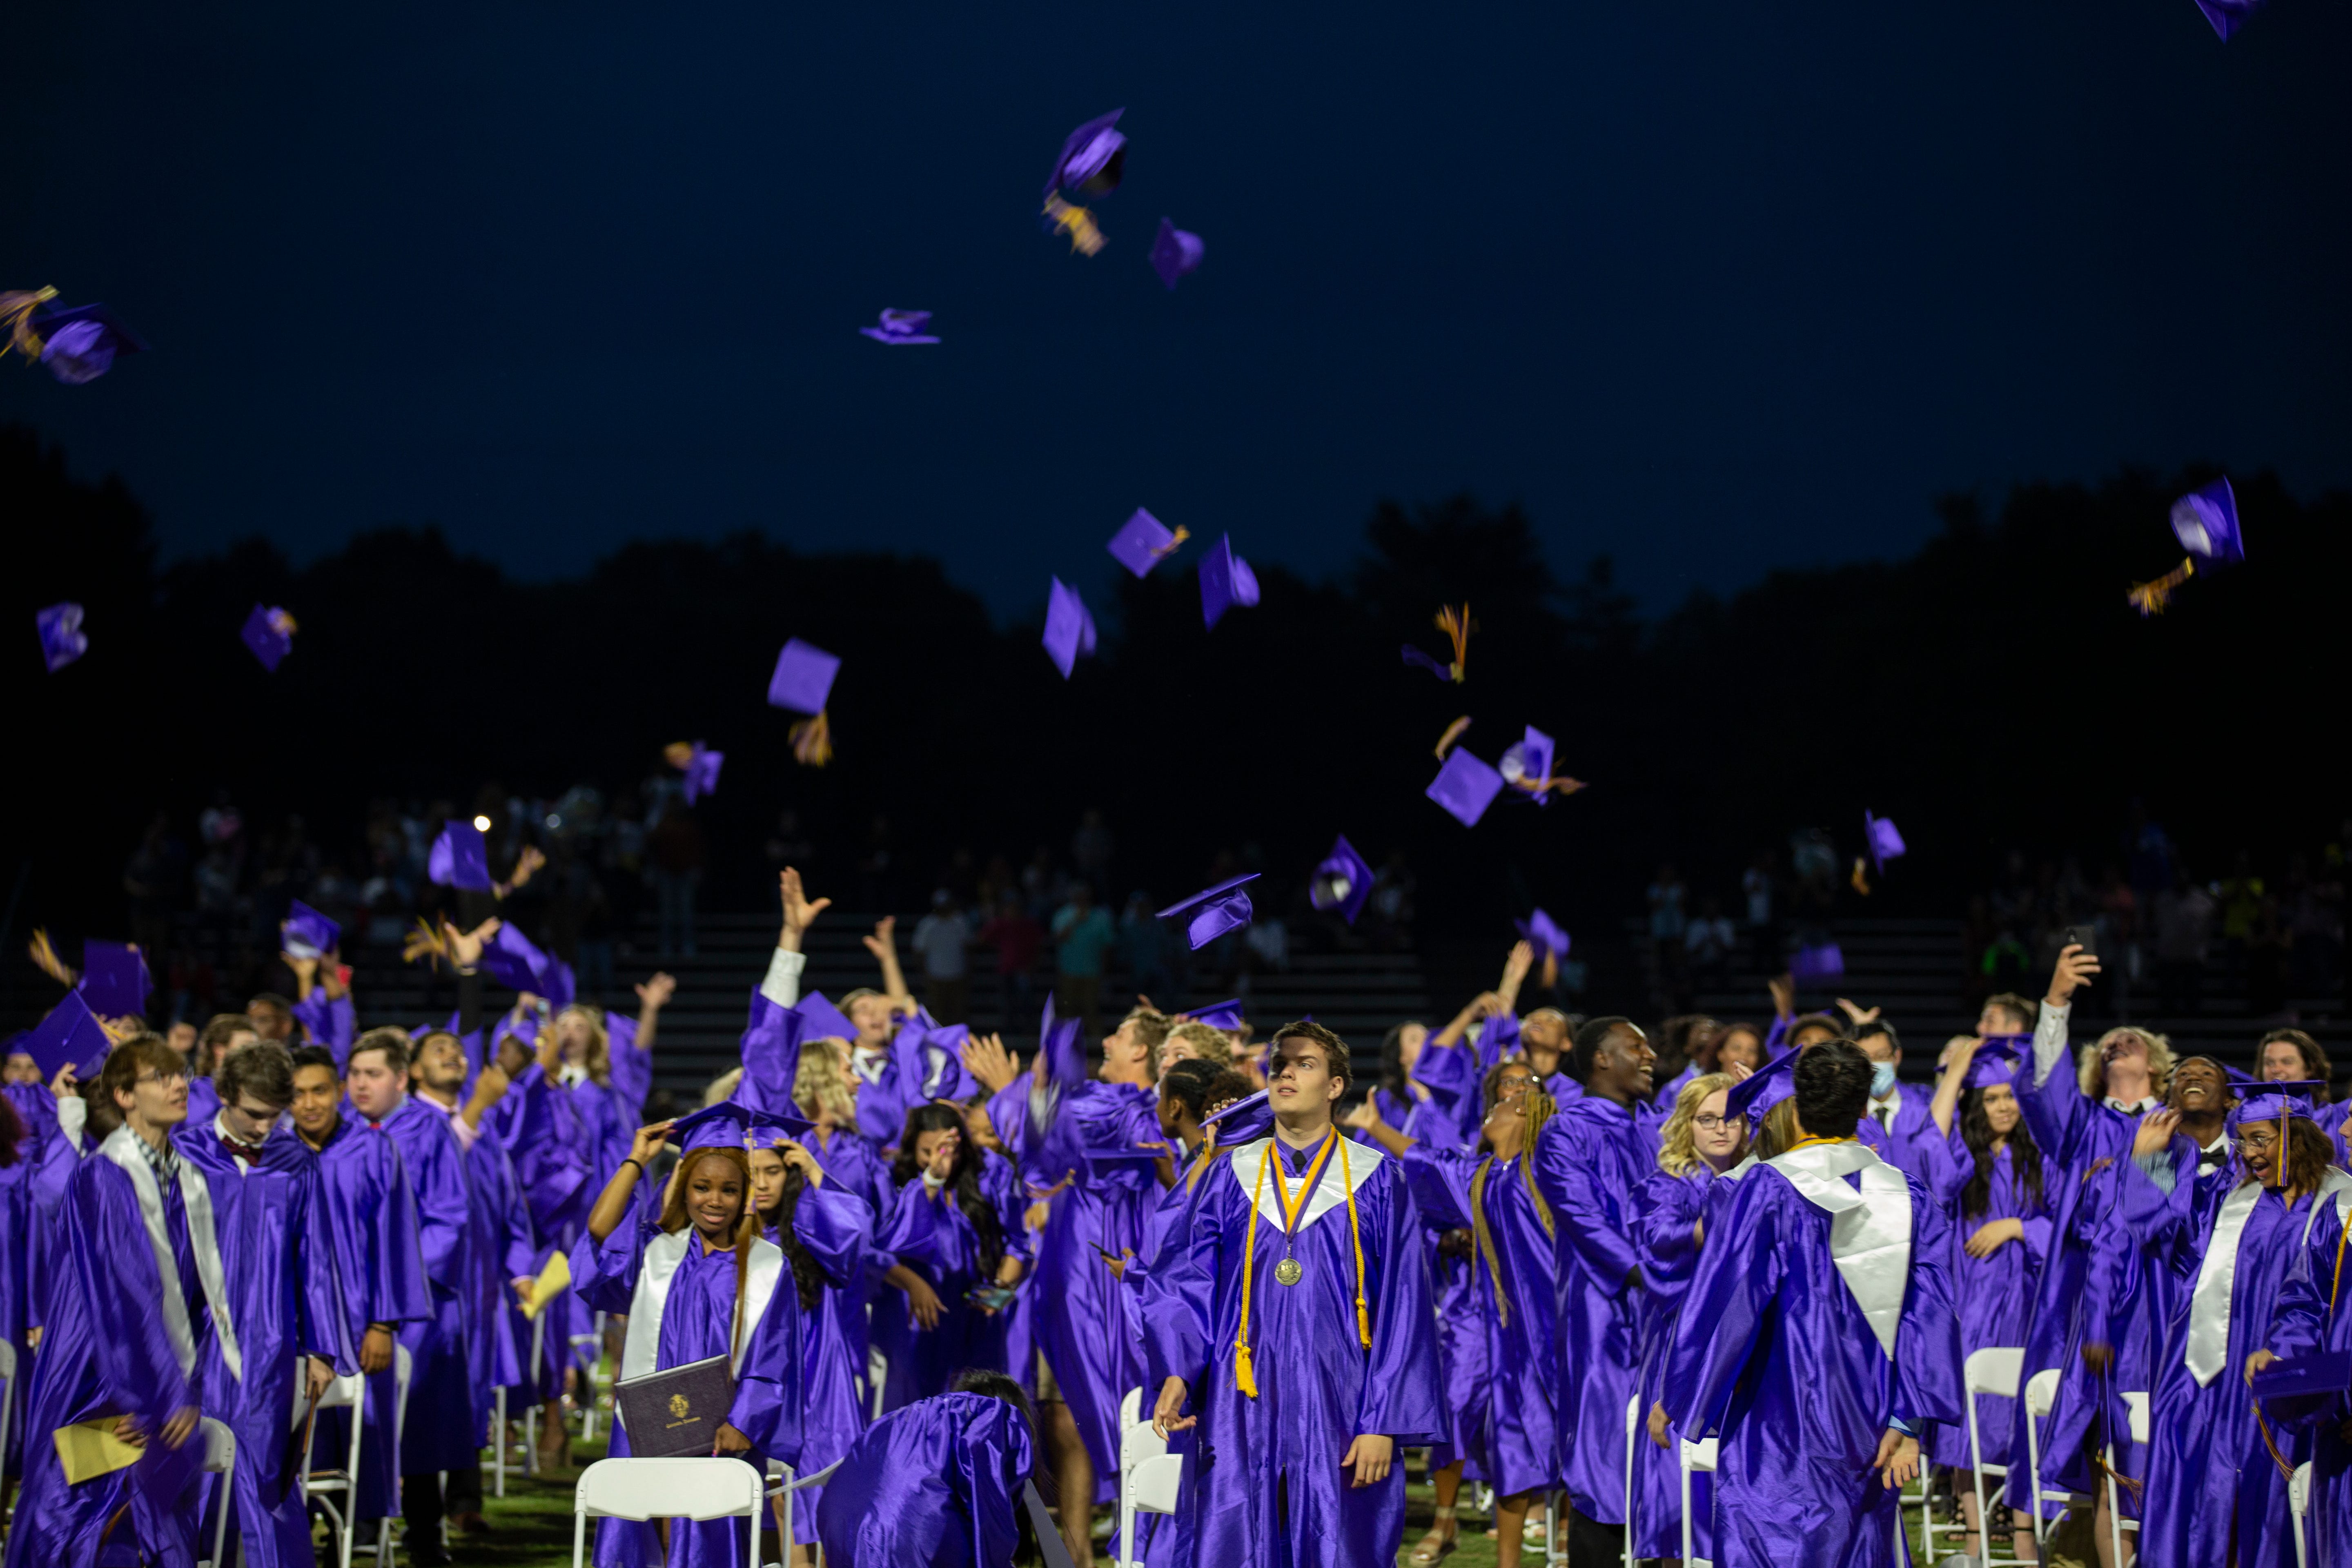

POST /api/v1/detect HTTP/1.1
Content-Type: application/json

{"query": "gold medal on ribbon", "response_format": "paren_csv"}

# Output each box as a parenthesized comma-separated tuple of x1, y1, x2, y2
(1274, 1257, 1303, 1286)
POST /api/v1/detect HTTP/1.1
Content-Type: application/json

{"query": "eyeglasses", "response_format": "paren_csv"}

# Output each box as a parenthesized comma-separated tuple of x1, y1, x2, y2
(1693, 1114, 1731, 1131)
(136, 1069, 190, 1087)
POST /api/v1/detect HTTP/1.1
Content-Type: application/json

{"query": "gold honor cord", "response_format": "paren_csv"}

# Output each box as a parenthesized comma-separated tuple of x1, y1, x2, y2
(1234, 1130, 1370, 1396)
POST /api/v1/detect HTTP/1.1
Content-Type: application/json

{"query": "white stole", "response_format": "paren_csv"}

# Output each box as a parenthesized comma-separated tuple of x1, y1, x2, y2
(1225, 1135, 1386, 1234)
(1765, 1140, 1911, 1359)
(98, 1126, 243, 1383)
(618, 1229, 786, 1387)
(2183, 1168, 2352, 1387)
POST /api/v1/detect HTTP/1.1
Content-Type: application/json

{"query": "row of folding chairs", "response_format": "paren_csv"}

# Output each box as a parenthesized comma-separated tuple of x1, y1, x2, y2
(565, 1454, 840, 1568)
(488, 1309, 610, 1496)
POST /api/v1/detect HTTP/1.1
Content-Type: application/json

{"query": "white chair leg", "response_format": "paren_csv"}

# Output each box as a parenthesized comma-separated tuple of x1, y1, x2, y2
(493, 1386, 506, 1499)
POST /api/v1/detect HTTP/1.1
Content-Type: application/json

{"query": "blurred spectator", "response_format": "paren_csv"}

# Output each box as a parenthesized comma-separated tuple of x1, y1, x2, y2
(575, 860, 617, 996)
(858, 815, 895, 911)
(976, 892, 1045, 1029)
(1021, 845, 1058, 919)
(2094, 864, 2138, 1018)
(649, 803, 706, 958)
(2218, 851, 2265, 983)
(122, 811, 184, 959)
(1742, 850, 1779, 973)
(764, 808, 816, 875)
(1368, 851, 1416, 950)
(2126, 802, 2175, 905)
(2154, 867, 2216, 1016)
(1688, 896, 1735, 988)
(1647, 862, 1689, 1013)
(1071, 809, 1114, 902)
(1245, 916, 1289, 974)
(1051, 883, 1116, 1040)
(1119, 891, 1176, 1004)
(2287, 849, 2344, 996)
(912, 890, 973, 1025)
(2246, 892, 2292, 1017)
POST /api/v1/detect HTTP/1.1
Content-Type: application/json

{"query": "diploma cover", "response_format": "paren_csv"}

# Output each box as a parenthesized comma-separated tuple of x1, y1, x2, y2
(614, 1354, 735, 1458)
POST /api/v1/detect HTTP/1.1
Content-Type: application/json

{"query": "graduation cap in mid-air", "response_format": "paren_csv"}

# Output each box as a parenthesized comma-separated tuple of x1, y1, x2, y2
(1042, 578, 1098, 679)
(1158, 874, 1259, 949)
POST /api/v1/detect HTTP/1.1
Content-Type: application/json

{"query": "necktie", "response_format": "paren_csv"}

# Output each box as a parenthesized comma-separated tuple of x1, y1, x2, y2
(1874, 1103, 1894, 1133)
(221, 1135, 261, 1165)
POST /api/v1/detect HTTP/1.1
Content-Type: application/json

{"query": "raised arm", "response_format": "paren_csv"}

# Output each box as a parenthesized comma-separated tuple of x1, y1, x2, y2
(1929, 1036, 1981, 1140)
(586, 1123, 673, 1244)
(1495, 941, 1535, 1017)
(863, 916, 918, 1015)
(1344, 1097, 1416, 1159)
(633, 971, 676, 1054)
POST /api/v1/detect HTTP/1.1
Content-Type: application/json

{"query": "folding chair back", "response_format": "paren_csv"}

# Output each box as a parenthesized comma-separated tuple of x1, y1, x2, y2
(570, 1457, 765, 1568)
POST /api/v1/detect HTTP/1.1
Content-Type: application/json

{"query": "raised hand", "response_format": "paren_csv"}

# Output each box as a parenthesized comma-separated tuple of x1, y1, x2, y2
(1342, 1100, 1381, 1131)
(779, 1139, 825, 1187)
(925, 1129, 961, 1185)
(2133, 1108, 2181, 1159)
(628, 1121, 676, 1167)
(961, 1033, 1020, 1094)
(448, 917, 500, 970)
(1835, 998, 1882, 1026)
(1767, 973, 1796, 1019)
(2049, 943, 2101, 1007)
(862, 916, 897, 962)
(778, 868, 831, 944)
(635, 972, 677, 1010)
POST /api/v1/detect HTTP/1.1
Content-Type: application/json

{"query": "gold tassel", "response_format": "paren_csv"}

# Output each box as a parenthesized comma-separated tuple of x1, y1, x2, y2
(2126, 557, 2196, 617)
(1338, 1135, 1371, 1348)
(27, 927, 77, 988)
(662, 740, 695, 769)
(1433, 715, 1472, 760)
(1151, 526, 1191, 561)
(2, 286, 59, 362)
(1850, 856, 1871, 896)
(1433, 604, 1474, 682)
(1234, 1342, 1258, 1398)
(789, 712, 833, 767)
(401, 917, 450, 970)
(1042, 195, 1107, 256)
(1235, 1142, 1271, 1396)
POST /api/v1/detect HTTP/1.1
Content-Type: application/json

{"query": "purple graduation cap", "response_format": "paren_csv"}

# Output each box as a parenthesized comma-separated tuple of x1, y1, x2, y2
(1310, 834, 1374, 925)
(1186, 998, 1247, 1032)
(1150, 219, 1205, 290)
(1045, 109, 1127, 199)
(36, 602, 86, 672)
(481, 921, 576, 1011)
(1864, 811, 1907, 873)
(27, 302, 148, 384)
(1501, 726, 1557, 801)
(767, 637, 840, 714)
(1042, 577, 1098, 679)
(669, 1100, 761, 1154)
(1157, 873, 1259, 950)
(795, 990, 860, 1045)
(1105, 508, 1189, 578)
(1788, 940, 1846, 983)
(1515, 908, 1571, 963)
(1401, 646, 1450, 681)
(2251, 1351, 2352, 1402)
(2229, 1079, 2326, 1134)
(20, 990, 114, 1080)
(77, 940, 151, 1018)
(1200, 1088, 1272, 1143)
(666, 741, 724, 804)
(2170, 477, 2244, 565)
(241, 604, 297, 672)
(859, 309, 940, 345)
(1960, 1038, 2024, 1094)
(1725, 1045, 1800, 1128)
(281, 900, 342, 958)
(428, 818, 494, 892)
(1197, 534, 1260, 630)
(1425, 748, 1505, 827)
(2192, 0, 2265, 38)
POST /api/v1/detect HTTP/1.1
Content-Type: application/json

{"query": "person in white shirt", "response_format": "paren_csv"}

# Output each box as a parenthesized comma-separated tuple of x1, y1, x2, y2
(911, 891, 972, 1025)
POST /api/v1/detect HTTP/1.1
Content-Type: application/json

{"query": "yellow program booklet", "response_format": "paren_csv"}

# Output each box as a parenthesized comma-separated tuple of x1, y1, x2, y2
(522, 1250, 572, 1320)
(54, 1418, 144, 1484)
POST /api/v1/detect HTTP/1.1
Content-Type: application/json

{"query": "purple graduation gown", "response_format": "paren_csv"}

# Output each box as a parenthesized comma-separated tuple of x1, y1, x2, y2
(1142, 1132, 1442, 1568)
(765, 1183, 882, 1546)
(814, 1390, 1033, 1568)
(0, 1082, 63, 1479)
(1529, 1093, 1659, 1525)
(2261, 1182, 2352, 1568)
(2120, 1149, 2321, 1568)
(1631, 1164, 1717, 1560)
(872, 1151, 1029, 1408)
(1921, 1134, 2056, 1472)
(1662, 1143, 1962, 1567)
(5, 1129, 236, 1568)
(174, 1119, 353, 1568)
(306, 1112, 432, 1519)
(1402, 1145, 1561, 1500)
(436, 1102, 541, 1426)
(572, 1209, 805, 1568)
(486, 1065, 597, 1401)
(375, 1094, 478, 1474)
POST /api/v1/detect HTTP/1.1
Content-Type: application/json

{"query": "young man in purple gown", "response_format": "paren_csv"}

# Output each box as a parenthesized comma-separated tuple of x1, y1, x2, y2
(1147, 1022, 1442, 1567)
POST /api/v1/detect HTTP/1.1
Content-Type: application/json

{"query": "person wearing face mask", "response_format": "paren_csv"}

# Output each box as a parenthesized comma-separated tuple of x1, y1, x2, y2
(1847, 1018, 1938, 1175)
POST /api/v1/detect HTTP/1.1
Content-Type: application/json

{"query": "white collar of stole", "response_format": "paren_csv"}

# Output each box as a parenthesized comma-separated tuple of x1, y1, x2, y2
(1764, 1139, 1911, 1359)
(1227, 1134, 1383, 1232)
(620, 1229, 785, 1385)
(100, 1125, 242, 1382)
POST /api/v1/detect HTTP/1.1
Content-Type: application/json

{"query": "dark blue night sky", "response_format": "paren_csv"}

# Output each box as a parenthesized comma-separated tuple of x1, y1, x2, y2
(7, 0, 2346, 620)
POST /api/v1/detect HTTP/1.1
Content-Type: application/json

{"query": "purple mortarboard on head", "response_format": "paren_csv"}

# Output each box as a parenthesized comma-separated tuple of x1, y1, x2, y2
(2192, 0, 2265, 39)
(22, 991, 114, 1080)
(1963, 1039, 2024, 1093)
(428, 819, 494, 892)
(1187, 999, 1246, 1032)
(1426, 748, 1505, 827)
(1150, 218, 1205, 290)
(282, 900, 341, 959)
(795, 989, 859, 1045)
(36, 602, 87, 673)
(859, 309, 940, 345)
(2229, 1080, 2325, 1133)
(767, 637, 840, 714)
(2252, 1351, 2352, 1402)
(669, 1100, 758, 1154)
(1310, 834, 1374, 925)
(1198, 534, 1260, 630)
(1045, 108, 1127, 199)
(745, 1102, 817, 1143)
(1789, 941, 1845, 983)
(76, 941, 151, 1018)
(29, 303, 148, 384)
(2222, 1062, 2259, 1091)
(1864, 812, 1907, 873)
(1514, 908, 1571, 962)
(1201, 1089, 1272, 1143)
(1501, 726, 1557, 801)
(1105, 508, 1189, 578)
(1157, 874, 1258, 950)
(240, 604, 297, 672)
(1725, 1046, 1800, 1127)
(1042, 577, 1098, 679)
(2170, 477, 2244, 565)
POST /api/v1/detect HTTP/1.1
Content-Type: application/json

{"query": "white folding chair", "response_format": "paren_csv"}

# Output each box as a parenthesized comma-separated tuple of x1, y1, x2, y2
(2105, 1389, 2149, 1568)
(764, 1457, 844, 1560)
(1115, 1402, 1182, 1568)
(1118, 1385, 1143, 1433)
(570, 1457, 766, 1568)
(1679, 1436, 1718, 1566)
(1622, 1394, 1640, 1568)
(2292, 1459, 2313, 1568)
(1958, 1347, 2032, 1567)
(382, 1344, 414, 1568)
(2022, 1367, 2090, 1541)
(303, 1371, 368, 1568)
(198, 1416, 237, 1568)
(0, 1339, 15, 1471)
(523, 1313, 549, 1476)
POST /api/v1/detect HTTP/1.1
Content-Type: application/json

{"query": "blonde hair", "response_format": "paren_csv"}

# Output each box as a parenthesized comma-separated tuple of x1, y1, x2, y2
(702, 1067, 743, 1107)
(795, 1046, 858, 1125)
(1164, 1021, 1234, 1070)
(555, 1004, 612, 1086)
(1658, 1072, 1744, 1177)
(2077, 1027, 2175, 1101)
(1755, 1098, 1802, 1161)
(1469, 1075, 1556, 1326)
